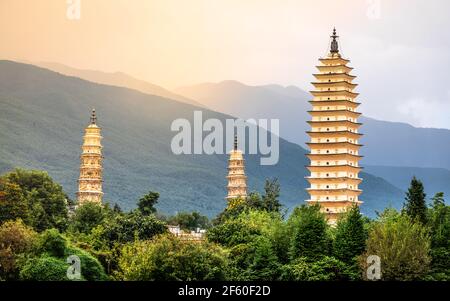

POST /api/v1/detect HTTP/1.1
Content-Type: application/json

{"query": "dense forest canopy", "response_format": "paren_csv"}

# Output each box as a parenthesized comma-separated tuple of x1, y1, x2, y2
(0, 168, 448, 281)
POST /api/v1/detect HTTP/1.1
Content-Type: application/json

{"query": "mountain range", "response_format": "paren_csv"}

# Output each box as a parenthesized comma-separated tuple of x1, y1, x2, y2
(33, 62, 450, 202)
(0, 60, 409, 217)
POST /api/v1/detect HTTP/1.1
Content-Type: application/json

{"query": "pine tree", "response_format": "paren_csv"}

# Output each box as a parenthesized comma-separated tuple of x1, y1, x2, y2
(289, 204, 330, 261)
(262, 178, 281, 213)
(333, 205, 367, 264)
(403, 176, 427, 224)
(137, 191, 159, 215)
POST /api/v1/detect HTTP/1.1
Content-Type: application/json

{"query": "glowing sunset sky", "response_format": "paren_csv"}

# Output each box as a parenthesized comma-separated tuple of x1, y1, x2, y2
(1, 0, 449, 129)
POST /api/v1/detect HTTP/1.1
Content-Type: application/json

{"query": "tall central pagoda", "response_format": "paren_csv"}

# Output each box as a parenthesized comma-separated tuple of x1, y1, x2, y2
(77, 109, 104, 205)
(305, 28, 363, 225)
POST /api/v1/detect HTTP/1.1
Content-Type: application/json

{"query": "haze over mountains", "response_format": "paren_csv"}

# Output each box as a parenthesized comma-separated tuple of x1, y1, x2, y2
(0, 60, 409, 217)
(36, 62, 450, 200)
(36, 62, 204, 108)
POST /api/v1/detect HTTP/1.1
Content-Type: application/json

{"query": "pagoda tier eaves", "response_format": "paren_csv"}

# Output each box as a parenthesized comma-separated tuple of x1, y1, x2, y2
(319, 57, 350, 64)
(316, 65, 353, 71)
(306, 140, 363, 147)
(306, 153, 363, 160)
(310, 90, 359, 98)
(305, 176, 363, 183)
(313, 72, 356, 78)
(306, 200, 363, 205)
(306, 130, 363, 138)
(78, 178, 103, 182)
(306, 165, 363, 172)
(308, 99, 361, 106)
(308, 110, 361, 118)
(307, 120, 362, 127)
(311, 81, 358, 88)
(306, 188, 362, 194)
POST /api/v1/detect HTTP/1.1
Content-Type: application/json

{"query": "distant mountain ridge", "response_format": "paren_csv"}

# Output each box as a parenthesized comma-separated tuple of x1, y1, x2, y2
(36, 62, 204, 108)
(0, 60, 405, 217)
(363, 165, 450, 201)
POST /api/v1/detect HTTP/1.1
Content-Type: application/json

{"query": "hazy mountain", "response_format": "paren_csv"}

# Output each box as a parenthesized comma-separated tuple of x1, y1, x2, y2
(364, 165, 450, 201)
(175, 81, 450, 171)
(0, 61, 405, 217)
(36, 62, 204, 108)
(176, 80, 311, 145)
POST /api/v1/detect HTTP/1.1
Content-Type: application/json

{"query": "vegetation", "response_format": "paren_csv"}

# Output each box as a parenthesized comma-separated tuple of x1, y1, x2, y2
(0, 168, 448, 281)
(403, 176, 428, 224)
(361, 210, 431, 280)
(117, 234, 228, 280)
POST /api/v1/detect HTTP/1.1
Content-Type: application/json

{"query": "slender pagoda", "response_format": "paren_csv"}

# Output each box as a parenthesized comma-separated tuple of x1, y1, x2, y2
(305, 28, 363, 225)
(77, 109, 104, 205)
(226, 135, 248, 202)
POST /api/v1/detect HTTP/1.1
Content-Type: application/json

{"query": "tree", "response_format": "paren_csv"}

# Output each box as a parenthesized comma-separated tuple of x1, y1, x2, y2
(207, 216, 261, 247)
(361, 210, 431, 280)
(19, 249, 108, 281)
(333, 205, 367, 264)
(113, 203, 122, 214)
(36, 229, 68, 258)
(0, 169, 69, 231)
(19, 255, 69, 281)
(262, 178, 282, 213)
(69, 203, 105, 234)
(289, 204, 330, 261)
(167, 211, 210, 231)
(117, 234, 228, 281)
(280, 256, 355, 281)
(403, 176, 427, 224)
(245, 236, 280, 280)
(99, 211, 167, 245)
(429, 192, 449, 249)
(246, 192, 263, 210)
(0, 220, 37, 280)
(427, 192, 450, 280)
(431, 192, 445, 208)
(65, 246, 109, 281)
(0, 179, 30, 225)
(137, 191, 159, 215)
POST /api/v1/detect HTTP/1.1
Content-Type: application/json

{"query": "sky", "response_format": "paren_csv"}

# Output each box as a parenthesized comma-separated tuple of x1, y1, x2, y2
(1, 0, 449, 129)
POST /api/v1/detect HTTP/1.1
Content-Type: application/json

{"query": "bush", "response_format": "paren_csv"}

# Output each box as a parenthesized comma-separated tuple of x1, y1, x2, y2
(19, 255, 69, 281)
(37, 229, 67, 258)
(0, 220, 37, 280)
(361, 210, 431, 280)
(166, 211, 210, 231)
(69, 203, 105, 234)
(117, 234, 228, 281)
(65, 246, 108, 281)
(100, 212, 167, 245)
(280, 256, 354, 281)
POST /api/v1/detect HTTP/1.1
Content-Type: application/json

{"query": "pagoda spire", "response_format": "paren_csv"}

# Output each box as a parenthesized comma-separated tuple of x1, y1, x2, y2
(330, 27, 339, 54)
(77, 109, 104, 205)
(226, 134, 247, 203)
(90, 108, 97, 125)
